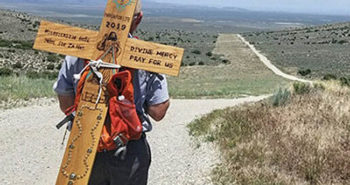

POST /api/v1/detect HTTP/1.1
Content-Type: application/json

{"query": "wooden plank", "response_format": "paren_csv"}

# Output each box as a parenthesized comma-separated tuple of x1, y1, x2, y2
(55, 100, 109, 185)
(122, 38, 184, 76)
(55, 1, 138, 185)
(33, 20, 98, 59)
(92, 0, 137, 61)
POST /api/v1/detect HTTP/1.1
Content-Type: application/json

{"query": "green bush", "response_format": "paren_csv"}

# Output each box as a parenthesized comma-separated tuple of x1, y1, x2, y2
(222, 59, 230, 64)
(12, 61, 23, 69)
(47, 64, 55, 70)
(0, 68, 13, 76)
(323, 74, 337, 80)
(338, 40, 348, 44)
(293, 82, 311, 95)
(271, 88, 291, 107)
(56, 63, 62, 70)
(298, 69, 311, 76)
(206, 52, 213, 57)
(191, 50, 201, 55)
(0, 39, 33, 50)
(0, 39, 12, 48)
(47, 54, 60, 63)
(189, 62, 196, 66)
(340, 77, 350, 87)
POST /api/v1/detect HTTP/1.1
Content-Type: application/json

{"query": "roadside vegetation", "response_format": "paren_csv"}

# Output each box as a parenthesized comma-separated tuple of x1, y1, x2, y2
(0, 75, 55, 102)
(189, 81, 350, 185)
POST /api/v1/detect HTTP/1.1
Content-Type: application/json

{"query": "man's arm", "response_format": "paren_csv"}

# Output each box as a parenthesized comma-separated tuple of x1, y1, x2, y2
(147, 100, 170, 121)
(58, 95, 75, 113)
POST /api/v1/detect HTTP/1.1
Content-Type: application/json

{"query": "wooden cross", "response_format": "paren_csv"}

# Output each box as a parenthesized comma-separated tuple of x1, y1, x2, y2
(33, 0, 184, 185)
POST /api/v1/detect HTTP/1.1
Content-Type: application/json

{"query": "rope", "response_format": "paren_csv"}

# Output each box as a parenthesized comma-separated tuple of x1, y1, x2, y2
(74, 45, 121, 104)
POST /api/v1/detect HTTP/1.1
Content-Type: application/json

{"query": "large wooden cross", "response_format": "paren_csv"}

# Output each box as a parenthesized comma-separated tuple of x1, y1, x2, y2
(33, 0, 184, 185)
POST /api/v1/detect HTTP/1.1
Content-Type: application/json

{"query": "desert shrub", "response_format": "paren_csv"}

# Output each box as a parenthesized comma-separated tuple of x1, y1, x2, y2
(42, 71, 58, 80)
(8, 49, 15, 53)
(0, 39, 12, 47)
(12, 61, 23, 69)
(191, 50, 201, 55)
(26, 71, 40, 79)
(146, 37, 154, 41)
(0, 67, 13, 76)
(198, 61, 204, 65)
(206, 52, 213, 57)
(338, 40, 348, 44)
(340, 77, 350, 87)
(271, 88, 291, 107)
(323, 74, 337, 80)
(47, 64, 55, 70)
(189, 62, 196, 66)
(47, 54, 60, 63)
(298, 69, 311, 76)
(15, 40, 33, 50)
(0, 53, 3, 58)
(293, 82, 311, 94)
(222, 59, 230, 64)
(56, 63, 62, 70)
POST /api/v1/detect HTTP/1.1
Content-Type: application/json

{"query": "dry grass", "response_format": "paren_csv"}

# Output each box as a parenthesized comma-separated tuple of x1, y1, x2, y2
(189, 82, 350, 185)
(168, 34, 289, 98)
(0, 75, 55, 102)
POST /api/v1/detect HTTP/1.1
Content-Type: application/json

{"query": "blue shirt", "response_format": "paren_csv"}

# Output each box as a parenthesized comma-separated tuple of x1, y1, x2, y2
(53, 56, 169, 132)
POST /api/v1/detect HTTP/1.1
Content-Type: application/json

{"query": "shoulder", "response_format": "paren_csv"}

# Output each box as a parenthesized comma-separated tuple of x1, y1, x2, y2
(63, 56, 85, 72)
(64, 56, 83, 66)
(136, 70, 166, 82)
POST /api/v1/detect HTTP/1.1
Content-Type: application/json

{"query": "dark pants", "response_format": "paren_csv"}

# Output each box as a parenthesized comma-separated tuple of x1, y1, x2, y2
(88, 135, 151, 185)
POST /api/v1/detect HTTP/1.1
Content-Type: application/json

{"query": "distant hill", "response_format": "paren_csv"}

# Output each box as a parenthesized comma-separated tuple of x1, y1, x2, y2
(1, 0, 350, 32)
(0, 0, 104, 5)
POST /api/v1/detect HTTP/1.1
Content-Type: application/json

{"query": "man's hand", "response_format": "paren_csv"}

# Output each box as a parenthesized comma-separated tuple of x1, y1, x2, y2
(58, 95, 75, 113)
(147, 100, 170, 121)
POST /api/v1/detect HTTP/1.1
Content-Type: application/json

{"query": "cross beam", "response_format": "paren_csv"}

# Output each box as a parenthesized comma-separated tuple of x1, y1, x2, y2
(33, 3, 184, 76)
(32, 0, 184, 185)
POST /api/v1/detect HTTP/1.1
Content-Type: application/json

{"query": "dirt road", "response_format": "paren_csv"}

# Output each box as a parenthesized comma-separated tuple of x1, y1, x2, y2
(0, 96, 268, 185)
(237, 34, 313, 84)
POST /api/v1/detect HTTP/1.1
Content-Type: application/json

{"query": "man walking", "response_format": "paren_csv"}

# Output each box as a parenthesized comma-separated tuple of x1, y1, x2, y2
(53, 1, 170, 184)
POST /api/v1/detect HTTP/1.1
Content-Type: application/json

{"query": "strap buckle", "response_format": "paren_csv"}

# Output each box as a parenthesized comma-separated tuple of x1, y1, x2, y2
(113, 134, 129, 159)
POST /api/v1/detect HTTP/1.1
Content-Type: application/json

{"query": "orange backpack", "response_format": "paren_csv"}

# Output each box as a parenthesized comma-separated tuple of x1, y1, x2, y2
(61, 61, 142, 155)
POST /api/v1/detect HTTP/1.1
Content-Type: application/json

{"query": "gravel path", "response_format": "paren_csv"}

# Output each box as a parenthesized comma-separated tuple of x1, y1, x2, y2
(0, 96, 268, 185)
(237, 34, 313, 84)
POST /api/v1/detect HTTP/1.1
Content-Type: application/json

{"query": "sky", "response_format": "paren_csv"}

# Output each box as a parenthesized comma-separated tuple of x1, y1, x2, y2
(153, 0, 350, 16)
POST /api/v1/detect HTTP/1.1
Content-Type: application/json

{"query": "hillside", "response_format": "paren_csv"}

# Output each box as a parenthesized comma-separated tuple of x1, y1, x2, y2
(242, 22, 350, 79)
(189, 82, 350, 184)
